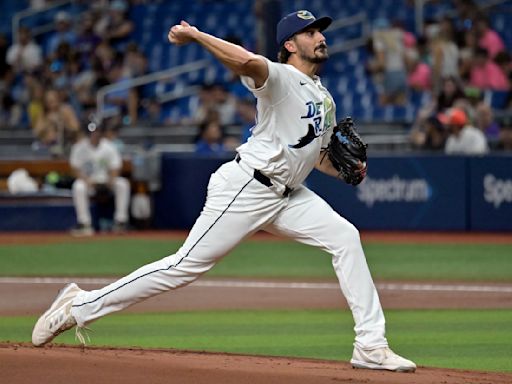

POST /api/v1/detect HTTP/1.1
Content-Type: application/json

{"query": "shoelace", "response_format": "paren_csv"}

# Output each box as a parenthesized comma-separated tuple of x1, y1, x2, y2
(75, 326, 92, 345)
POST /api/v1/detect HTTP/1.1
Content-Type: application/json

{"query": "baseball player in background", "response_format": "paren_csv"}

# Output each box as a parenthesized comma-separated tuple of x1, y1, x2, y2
(33, 10, 416, 372)
(69, 124, 130, 236)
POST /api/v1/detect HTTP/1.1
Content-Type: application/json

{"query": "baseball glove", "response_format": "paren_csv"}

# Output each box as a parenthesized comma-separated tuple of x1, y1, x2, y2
(326, 117, 368, 186)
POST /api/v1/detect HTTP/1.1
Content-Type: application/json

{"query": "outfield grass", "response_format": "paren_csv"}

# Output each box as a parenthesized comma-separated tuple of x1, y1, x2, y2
(0, 239, 511, 281)
(2, 309, 511, 372)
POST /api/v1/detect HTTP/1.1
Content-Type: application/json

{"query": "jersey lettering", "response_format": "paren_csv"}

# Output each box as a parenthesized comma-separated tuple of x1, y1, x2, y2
(290, 100, 327, 149)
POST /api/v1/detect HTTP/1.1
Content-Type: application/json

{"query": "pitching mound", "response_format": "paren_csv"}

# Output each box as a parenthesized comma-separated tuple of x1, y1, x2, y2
(2, 343, 511, 384)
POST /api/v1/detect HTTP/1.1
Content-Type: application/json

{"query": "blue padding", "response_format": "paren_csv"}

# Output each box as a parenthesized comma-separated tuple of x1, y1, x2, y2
(152, 154, 233, 229)
(307, 155, 467, 230)
(0, 203, 76, 231)
(469, 156, 512, 230)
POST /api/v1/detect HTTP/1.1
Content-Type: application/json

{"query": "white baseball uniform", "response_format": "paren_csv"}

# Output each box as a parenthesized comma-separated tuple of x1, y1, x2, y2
(71, 58, 388, 349)
(70, 137, 130, 226)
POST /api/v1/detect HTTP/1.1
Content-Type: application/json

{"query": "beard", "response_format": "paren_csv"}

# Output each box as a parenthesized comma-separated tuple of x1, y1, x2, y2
(299, 44, 329, 63)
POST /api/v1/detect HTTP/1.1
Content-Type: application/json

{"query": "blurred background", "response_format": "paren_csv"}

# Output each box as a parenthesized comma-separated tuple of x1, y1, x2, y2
(0, 0, 511, 233)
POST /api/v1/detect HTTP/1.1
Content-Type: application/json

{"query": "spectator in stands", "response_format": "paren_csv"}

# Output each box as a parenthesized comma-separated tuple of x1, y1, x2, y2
(368, 18, 407, 105)
(458, 28, 478, 81)
(405, 48, 431, 91)
(94, 39, 116, 73)
(454, 0, 480, 27)
(187, 83, 237, 125)
(469, 47, 510, 91)
(103, 60, 138, 125)
(123, 42, 147, 78)
(187, 83, 217, 124)
(70, 57, 105, 120)
(429, 17, 460, 94)
(494, 51, 512, 84)
(6, 26, 43, 74)
(0, 33, 9, 78)
(75, 11, 102, 69)
(475, 101, 500, 143)
(0, 92, 21, 129)
(94, 0, 134, 51)
(139, 98, 163, 126)
(437, 76, 466, 111)
(212, 83, 237, 125)
(70, 123, 130, 236)
(411, 75, 466, 141)
(26, 75, 44, 130)
(440, 107, 488, 155)
(47, 11, 77, 57)
(474, 14, 505, 59)
(195, 120, 227, 155)
(33, 89, 81, 156)
(237, 97, 257, 143)
(410, 115, 447, 151)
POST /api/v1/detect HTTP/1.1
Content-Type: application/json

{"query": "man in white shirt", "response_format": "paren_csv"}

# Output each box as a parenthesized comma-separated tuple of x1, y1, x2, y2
(6, 26, 42, 73)
(33, 10, 415, 373)
(69, 124, 130, 236)
(441, 107, 489, 155)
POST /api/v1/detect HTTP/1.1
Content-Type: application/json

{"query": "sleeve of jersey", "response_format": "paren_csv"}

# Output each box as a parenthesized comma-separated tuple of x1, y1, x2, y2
(240, 59, 287, 101)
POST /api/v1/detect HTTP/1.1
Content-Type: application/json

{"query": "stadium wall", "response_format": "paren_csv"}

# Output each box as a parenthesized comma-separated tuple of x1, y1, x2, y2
(153, 153, 512, 232)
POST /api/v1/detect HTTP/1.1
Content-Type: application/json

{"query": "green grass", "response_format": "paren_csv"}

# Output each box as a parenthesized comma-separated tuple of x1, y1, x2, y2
(0, 239, 511, 281)
(2, 309, 511, 372)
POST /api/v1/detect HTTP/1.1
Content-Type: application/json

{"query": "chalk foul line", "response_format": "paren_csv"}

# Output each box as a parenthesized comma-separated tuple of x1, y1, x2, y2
(0, 277, 511, 293)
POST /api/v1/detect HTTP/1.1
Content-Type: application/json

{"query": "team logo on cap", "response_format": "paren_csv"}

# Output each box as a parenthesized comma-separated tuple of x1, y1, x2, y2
(297, 10, 314, 20)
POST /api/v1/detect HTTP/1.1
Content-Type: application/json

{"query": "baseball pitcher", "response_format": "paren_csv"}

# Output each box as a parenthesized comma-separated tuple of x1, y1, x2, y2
(32, 10, 416, 372)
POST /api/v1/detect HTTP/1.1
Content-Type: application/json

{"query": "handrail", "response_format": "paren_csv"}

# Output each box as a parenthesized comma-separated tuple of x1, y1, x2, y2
(11, 0, 72, 42)
(326, 12, 371, 55)
(95, 59, 211, 123)
(157, 85, 202, 104)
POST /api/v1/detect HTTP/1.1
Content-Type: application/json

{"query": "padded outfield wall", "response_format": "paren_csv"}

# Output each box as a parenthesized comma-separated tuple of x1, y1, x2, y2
(153, 154, 512, 231)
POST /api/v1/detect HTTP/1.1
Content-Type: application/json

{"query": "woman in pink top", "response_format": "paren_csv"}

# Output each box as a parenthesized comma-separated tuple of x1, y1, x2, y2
(474, 16, 505, 58)
(470, 48, 510, 90)
(405, 49, 431, 90)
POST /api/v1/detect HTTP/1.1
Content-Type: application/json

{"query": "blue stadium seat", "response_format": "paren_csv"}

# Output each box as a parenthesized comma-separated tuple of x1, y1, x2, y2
(485, 90, 510, 110)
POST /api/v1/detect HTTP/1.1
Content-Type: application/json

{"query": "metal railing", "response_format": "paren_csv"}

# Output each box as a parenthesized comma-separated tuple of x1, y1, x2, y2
(11, 0, 72, 42)
(326, 12, 371, 55)
(95, 59, 211, 123)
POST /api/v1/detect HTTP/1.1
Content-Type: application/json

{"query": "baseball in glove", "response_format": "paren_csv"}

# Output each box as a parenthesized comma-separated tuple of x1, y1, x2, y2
(326, 117, 368, 186)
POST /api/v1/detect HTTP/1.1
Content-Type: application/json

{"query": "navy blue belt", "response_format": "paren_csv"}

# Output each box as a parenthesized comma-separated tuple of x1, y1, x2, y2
(235, 154, 292, 197)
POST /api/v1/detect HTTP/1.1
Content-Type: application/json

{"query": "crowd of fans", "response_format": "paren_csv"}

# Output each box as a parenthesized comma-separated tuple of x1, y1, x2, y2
(0, 0, 511, 159)
(0, 0, 144, 156)
(365, 0, 511, 153)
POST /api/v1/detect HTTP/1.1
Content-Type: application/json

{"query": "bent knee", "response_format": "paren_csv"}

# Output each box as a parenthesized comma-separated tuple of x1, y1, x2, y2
(72, 179, 88, 193)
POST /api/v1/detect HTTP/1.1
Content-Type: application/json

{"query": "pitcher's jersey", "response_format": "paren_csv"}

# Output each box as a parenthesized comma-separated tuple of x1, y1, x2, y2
(238, 58, 336, 189)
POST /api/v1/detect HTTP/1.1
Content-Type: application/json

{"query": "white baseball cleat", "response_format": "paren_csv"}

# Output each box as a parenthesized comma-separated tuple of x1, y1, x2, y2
(350, 345, 416, 372)
(32, 283, 83, 346)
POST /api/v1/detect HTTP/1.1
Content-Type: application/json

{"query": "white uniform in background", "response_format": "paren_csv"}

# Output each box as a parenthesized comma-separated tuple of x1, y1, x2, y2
(444, 125, 489, 155)
(70, 59, 387, 350)
(70, 137, 130, 226)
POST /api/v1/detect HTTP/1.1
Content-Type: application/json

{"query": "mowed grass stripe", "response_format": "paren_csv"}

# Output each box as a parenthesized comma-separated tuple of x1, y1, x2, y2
(0, 239, 511, 281)
(1, 309, 511, 372)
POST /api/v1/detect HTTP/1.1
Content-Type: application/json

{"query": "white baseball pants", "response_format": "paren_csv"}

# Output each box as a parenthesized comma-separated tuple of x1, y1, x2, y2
(71, 160, 387, 349)
(72, 177, 131, 225)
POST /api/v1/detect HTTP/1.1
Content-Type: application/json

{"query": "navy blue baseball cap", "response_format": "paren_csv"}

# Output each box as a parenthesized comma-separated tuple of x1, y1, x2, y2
(276, 10, 332, 47)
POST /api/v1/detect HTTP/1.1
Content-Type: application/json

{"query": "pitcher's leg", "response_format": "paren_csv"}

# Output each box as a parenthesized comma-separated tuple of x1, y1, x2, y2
(73, 206, 252, 326)
(267, 187, 387, 349)
(70, 161, 284, 327)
